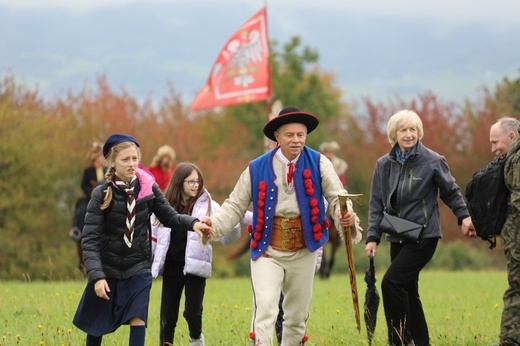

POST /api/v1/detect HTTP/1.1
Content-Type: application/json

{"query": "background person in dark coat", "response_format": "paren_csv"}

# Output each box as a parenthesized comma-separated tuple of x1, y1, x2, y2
(70, 142, 106, 273)
(364, 110, 475, 346)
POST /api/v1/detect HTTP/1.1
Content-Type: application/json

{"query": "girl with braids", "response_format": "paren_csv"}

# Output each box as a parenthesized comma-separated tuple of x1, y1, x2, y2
(73, 134, 214, 346)
(151, 162, 251, 346)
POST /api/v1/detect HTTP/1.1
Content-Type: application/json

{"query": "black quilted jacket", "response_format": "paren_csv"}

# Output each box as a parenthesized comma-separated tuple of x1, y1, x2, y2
(81, 174, 198, 282)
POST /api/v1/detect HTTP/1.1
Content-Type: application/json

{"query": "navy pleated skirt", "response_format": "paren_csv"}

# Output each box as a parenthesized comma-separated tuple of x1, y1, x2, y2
(73, 273, 152, 336)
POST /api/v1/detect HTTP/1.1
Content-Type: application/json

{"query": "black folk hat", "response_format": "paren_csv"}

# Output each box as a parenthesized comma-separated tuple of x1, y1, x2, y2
(263, 106, 319, 141)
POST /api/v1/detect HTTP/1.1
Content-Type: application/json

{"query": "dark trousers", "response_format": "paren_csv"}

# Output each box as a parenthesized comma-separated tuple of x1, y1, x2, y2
(159, 261, 206, 345)
(382, 238, 438, 346)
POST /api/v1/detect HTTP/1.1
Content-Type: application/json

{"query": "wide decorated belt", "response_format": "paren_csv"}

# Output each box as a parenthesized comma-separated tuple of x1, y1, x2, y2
(270, 217, 306, 251)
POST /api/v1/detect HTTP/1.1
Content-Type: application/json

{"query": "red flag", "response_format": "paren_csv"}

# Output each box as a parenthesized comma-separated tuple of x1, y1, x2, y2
(190, 7, 271, 112)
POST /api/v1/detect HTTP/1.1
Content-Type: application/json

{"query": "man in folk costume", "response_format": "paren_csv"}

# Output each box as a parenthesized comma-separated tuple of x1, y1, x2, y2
(205, 106, 363, 346)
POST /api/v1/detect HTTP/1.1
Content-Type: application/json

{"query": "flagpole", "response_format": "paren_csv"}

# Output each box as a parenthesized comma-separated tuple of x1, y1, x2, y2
(264, 100, 272, 153)
(264, 3, 274, 153)
(266, 100, 272, 125)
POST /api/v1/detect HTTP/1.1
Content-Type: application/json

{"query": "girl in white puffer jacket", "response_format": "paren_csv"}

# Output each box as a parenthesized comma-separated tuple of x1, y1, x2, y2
(151, 191, 242, 279)
(151, 162, 251, 346)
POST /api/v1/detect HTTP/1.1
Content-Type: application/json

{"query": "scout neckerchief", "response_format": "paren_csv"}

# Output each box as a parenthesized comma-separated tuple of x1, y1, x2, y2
(115, 175, 137, 248)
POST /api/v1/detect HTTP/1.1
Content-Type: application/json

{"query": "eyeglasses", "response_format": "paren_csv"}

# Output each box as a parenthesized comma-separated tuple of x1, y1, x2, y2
(184, 179, 200, 187)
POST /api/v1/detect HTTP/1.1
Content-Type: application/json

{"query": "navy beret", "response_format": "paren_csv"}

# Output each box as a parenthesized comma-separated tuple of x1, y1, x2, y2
(103, 133, 140, 158)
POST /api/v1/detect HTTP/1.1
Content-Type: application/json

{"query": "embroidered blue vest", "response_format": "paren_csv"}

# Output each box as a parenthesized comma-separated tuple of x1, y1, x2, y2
(248, 146, 329, 260)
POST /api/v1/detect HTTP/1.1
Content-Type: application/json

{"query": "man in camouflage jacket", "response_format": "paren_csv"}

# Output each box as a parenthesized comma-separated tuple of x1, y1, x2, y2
(502, 124, 520, 345)
(490, 117, 520, 345)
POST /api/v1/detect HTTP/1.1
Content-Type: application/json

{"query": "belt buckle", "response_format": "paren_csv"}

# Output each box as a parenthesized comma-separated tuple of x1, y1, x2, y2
(280, 218, 291, 250)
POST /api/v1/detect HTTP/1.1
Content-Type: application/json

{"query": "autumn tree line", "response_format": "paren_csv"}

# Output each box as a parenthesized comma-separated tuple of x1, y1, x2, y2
(1, 36, 519, 280)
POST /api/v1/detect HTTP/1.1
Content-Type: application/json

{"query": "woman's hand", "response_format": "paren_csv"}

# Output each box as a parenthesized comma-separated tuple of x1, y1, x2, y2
(461, 216, 476, 238)
(94, 279, 110, 300)
(365, 242, 377, 257)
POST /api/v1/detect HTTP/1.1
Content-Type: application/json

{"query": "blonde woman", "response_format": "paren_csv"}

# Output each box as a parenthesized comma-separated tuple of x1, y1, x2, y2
(365, 110, 474, 346)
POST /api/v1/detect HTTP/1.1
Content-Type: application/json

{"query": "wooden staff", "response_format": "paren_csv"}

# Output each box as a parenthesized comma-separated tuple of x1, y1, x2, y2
(338, 193, 363, 333)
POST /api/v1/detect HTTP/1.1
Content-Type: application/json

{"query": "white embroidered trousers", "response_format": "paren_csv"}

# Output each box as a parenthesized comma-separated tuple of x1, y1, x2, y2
(250, 247, 318, 346)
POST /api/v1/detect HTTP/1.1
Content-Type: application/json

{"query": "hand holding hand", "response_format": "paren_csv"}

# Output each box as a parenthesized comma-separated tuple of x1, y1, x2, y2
(201, 216, 212, 227)
(461, 216, 476, 238)
(94, 279, 110, 300)
(193, 221, 215, 239)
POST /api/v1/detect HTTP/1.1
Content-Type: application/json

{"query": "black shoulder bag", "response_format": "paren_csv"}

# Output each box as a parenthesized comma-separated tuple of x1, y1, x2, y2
(379, 195, 427, 243)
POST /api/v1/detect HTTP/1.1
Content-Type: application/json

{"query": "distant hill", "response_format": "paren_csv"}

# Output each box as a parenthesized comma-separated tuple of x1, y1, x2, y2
(1, 2, 519, 106)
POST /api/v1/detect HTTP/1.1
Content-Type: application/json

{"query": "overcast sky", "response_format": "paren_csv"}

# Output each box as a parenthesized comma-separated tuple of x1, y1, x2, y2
(2, 0, 519, 106)
(1, 0, 519, 26)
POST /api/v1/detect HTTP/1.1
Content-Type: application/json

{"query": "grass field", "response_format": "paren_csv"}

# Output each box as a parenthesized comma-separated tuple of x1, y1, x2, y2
(0, 270, 507, 345)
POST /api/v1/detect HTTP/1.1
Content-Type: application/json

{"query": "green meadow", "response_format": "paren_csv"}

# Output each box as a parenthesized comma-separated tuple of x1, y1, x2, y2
(0, 271, 506, 346)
